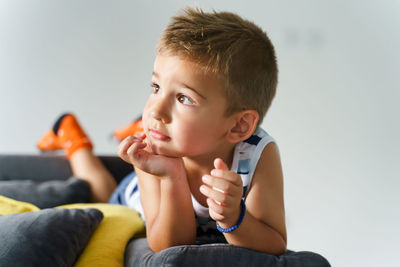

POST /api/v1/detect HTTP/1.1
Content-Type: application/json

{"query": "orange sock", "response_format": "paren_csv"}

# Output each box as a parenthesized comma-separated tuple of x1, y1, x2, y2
(113, 116, 143, 142)
(37, 113, 93, 158)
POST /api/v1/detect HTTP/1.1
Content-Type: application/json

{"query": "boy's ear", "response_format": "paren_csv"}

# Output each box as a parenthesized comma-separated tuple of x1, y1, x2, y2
(226, 110, 259, 143)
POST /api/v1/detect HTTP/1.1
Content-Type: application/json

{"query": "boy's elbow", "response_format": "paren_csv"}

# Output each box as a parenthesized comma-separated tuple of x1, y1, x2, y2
(148, 241, 166, 253)
(147, 232, 196, 252)
(273, 245, 287, 256)
(148, 240, 195, 253)
(267, 227, 287, 256)
(269, 239, 287, 256)
(254, 234, 286, 256)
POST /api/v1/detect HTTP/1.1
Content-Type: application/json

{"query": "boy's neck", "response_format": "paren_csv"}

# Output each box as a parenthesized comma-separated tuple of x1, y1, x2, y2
(183, 143, 236, 179)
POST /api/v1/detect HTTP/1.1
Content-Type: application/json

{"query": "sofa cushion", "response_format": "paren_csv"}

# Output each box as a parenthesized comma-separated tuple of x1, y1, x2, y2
(0, 195, 40, 214)
(57, 203, 145, 267)
(0, 200, 103, 267)
(0, 176, 90, 208)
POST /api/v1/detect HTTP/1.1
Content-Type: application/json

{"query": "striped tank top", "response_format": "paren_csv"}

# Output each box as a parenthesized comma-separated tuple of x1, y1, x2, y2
(111, 127, 276, 239)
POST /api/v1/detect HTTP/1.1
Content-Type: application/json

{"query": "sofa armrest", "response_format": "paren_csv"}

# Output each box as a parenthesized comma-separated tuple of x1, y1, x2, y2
(125, 238, 331, 267)
(0, 154, 133, 183)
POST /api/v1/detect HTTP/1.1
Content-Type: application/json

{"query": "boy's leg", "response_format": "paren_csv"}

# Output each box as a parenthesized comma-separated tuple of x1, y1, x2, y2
(37, 113, 116, 203)
(69, 148, 117, 203)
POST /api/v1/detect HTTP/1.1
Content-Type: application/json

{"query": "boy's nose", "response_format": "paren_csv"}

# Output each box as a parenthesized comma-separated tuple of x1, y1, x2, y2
(150, 99, 171, 123)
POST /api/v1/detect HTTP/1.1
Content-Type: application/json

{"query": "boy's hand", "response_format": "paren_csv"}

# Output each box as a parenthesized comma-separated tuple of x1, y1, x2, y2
(200, 158, 243, 228)
(118, 134, 184, 177)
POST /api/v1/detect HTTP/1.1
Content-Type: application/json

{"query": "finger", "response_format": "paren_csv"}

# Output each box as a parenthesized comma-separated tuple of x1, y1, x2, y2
(127, 141, 146, 155)
(119, 136, 133, 151)
(200, 185, 233, 206)
(202, 175, 241, 195)
(118, 137, 134, 159)
(207, 202, 226, 222)
(209, 170, 243, 187)
(135, 132, 146, 139)
(119, 136, 146, 162)
(209, 198, 243, 228)
(214, 158, 229, 171)
(119, 136, 142, 152)
(206, 198, 224, 214)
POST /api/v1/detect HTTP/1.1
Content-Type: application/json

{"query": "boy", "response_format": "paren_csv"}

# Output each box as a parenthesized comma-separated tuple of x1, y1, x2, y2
(38, 7, 286, 255)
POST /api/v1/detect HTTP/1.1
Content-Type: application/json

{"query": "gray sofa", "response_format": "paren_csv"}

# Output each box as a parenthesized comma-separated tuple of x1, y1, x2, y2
(0, 154, 330, 267)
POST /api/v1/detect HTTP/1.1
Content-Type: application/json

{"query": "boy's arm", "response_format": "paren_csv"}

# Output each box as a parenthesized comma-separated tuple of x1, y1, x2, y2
(119, 135, 197, 252)
(202, 142, 286, 255)
(135, 167, 197, 252)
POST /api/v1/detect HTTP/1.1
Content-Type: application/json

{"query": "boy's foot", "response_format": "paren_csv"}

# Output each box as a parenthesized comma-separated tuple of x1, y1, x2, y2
(113, 116, 144, 142)
(37, 113, 93, 158)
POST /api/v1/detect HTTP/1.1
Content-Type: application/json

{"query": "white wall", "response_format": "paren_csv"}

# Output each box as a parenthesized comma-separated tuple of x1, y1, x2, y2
(1, 1, 399, 266)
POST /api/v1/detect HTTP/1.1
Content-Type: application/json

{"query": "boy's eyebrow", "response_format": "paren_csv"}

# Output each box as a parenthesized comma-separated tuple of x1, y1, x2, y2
(178, 82, 207, 100)
(152, 71, 206, 100)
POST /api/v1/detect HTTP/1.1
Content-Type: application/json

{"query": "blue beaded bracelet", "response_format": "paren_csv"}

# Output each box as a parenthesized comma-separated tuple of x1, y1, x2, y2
(216, 199, 246, 233)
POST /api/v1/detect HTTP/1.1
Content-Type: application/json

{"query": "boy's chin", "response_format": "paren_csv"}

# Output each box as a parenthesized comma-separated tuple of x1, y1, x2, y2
(148, 143, 183, 158)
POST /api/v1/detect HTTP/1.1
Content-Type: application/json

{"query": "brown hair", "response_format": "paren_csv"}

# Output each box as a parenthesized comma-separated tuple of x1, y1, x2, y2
(157, 7, 278, 124)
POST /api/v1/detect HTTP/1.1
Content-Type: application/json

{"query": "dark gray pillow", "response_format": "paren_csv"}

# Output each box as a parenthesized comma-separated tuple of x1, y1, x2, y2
(125, 238, 331, 267)
(0, 208, 103, 267)
(0, 177, 90, 208)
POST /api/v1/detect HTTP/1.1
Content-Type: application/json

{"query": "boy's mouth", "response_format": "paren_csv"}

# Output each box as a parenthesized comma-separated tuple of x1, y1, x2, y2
(149, 129, 170, 141)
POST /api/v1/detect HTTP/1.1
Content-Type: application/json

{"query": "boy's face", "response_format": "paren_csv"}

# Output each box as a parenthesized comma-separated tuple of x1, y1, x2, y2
(142, 54, 234, 158)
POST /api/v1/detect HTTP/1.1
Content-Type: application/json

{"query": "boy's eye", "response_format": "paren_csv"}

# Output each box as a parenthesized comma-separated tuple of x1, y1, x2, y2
(150, 83, 160, 94)
(177, 94, 194, 105)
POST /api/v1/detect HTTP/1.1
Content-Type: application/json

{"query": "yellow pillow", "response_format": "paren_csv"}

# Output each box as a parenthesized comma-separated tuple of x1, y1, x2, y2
(0, 195, 40, 215)
(56, 203, 145, 267)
